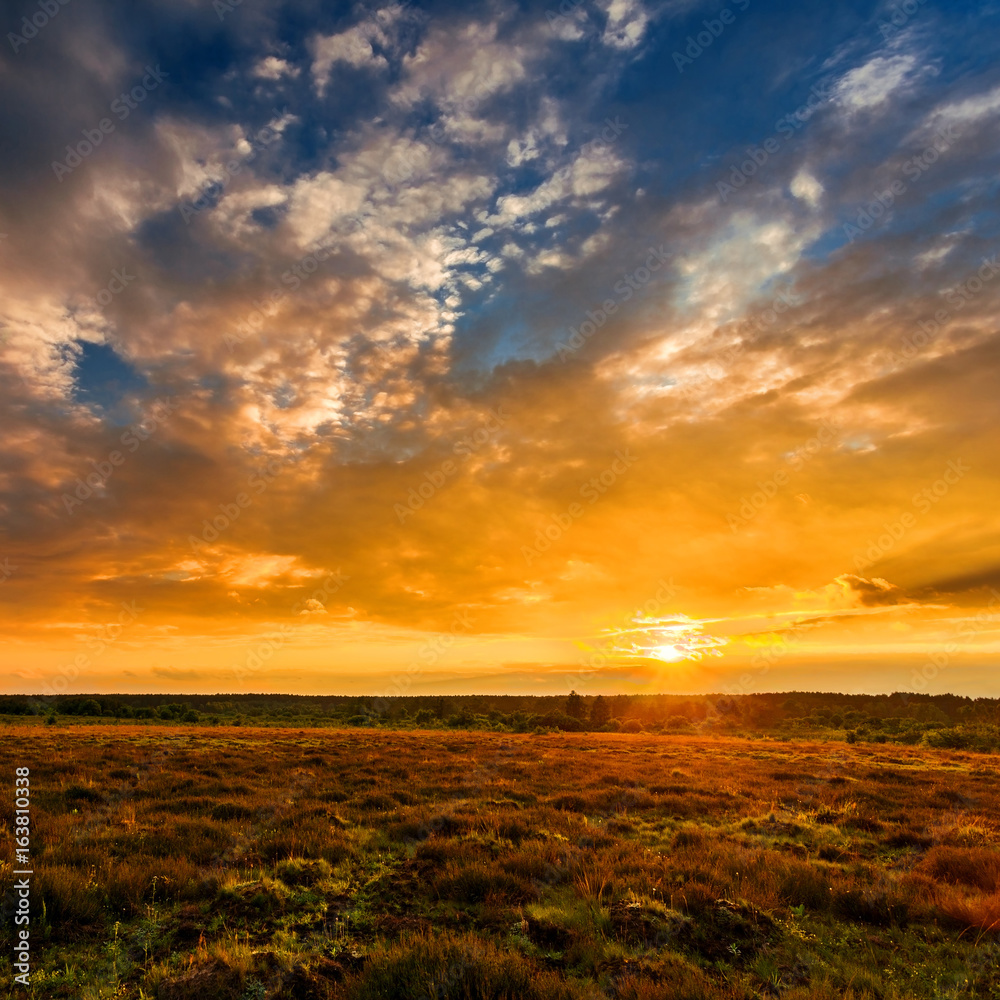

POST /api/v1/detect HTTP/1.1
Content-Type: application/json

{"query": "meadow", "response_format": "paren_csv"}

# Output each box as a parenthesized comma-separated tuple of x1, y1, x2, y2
(1, 723, 999, 999)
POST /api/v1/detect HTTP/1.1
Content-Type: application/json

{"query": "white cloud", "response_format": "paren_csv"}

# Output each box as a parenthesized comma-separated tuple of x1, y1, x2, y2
(834, 53, 918, 111)
(285, 171, 367, 246)
(790, 169, 824, 208)
(211, 185, 288, 239)
(907, 82, 1000, 141)
(491, 145, 626, 226)
(310, 6, 408, 94)
(599, 0, 650, 49)
(253, 56, 300, 81)
(393, 21, 530, 111)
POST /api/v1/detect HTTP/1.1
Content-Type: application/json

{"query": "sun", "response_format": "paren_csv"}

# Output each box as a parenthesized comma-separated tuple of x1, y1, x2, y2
(602, 612, 728, 663)
(651, 644, 686, 663)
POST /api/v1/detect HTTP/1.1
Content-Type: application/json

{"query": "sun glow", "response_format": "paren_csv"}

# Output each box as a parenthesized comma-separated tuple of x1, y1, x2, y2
(604, 613, 729, 663)
(651, 644, 686, 663)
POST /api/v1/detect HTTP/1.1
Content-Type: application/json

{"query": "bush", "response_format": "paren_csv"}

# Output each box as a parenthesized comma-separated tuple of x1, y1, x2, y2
(919, 846, 1000, 892)
(338, 932, 588, 1000)
(276, 857, 333, 887)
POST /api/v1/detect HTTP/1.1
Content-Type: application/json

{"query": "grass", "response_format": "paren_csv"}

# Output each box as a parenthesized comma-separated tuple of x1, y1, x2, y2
(0, 725, 999, 998)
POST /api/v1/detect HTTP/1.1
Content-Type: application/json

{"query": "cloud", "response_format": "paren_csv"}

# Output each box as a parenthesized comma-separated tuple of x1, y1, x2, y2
(252, 56, 300, 81)
(599, 0, 650, 49)
(834, 53, 919, 111)
(790, 169, 824, 208)
(310, 5, 409, 94)
(1, 0, 998, 694)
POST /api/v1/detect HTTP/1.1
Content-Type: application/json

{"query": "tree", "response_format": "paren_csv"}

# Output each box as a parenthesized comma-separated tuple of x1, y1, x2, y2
(589, 695, 610, 728)
(566, 690, 585, 720)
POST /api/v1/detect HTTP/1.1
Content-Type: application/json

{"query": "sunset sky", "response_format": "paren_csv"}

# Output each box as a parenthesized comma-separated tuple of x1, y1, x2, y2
(1, 0, 998, 697)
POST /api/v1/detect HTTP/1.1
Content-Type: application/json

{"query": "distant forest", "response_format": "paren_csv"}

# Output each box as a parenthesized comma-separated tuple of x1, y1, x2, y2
(3, 690, 1000, 751)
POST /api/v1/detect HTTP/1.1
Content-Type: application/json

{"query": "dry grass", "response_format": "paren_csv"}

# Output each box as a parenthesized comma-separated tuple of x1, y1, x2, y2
(1, 725, 999, 998)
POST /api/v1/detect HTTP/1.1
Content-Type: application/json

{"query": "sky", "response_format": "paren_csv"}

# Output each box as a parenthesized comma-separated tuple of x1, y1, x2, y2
(1, 0, 998, 698)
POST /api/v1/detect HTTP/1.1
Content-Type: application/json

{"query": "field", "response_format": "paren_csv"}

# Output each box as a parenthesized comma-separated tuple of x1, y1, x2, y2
(2, 725, 999, 999)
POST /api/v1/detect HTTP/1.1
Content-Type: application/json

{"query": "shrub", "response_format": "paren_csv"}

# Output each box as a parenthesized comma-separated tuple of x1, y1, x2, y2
(934, 886, 1000, 934)
(919, 846, 1000, 892)
(337, 932, 588, 1000)
(435, 863, 539, 905)
(276, 858, 332, 887)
